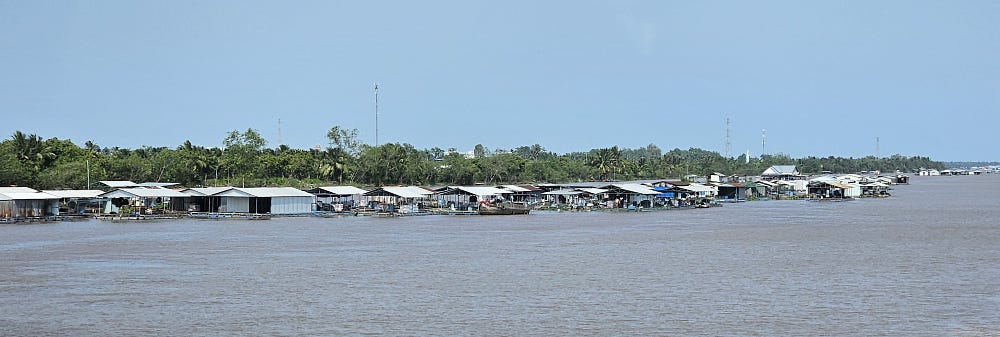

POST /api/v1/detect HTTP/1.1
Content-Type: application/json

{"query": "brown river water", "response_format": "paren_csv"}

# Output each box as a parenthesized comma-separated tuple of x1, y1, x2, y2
(2, 176, 999, 336)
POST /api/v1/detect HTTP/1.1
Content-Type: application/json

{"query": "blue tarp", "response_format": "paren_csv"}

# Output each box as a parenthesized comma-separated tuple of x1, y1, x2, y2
(657, 192, 674, 198)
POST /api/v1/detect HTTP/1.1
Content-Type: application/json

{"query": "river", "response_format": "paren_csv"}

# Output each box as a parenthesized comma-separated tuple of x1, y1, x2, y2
(2, 175, 998, 336)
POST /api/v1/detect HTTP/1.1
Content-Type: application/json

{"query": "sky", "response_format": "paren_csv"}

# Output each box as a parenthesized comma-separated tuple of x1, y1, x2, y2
(2, 0, 998, 161)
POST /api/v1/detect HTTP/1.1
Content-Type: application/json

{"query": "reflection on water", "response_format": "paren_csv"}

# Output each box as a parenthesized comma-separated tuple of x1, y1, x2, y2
(1, 176, 999, 335)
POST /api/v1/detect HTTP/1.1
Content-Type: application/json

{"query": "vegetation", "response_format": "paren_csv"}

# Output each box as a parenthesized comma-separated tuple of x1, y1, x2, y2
(0, 129, 946, 189)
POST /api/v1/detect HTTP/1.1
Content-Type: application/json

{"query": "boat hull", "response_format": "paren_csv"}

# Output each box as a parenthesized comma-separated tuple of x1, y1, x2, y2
(478, 202, 531, 215)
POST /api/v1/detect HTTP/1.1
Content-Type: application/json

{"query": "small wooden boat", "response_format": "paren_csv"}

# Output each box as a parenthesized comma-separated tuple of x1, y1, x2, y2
(478, 201, 531, 215)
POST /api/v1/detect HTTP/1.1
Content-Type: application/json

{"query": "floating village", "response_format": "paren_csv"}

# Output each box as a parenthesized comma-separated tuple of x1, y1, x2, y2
(4, 164, 981, 223)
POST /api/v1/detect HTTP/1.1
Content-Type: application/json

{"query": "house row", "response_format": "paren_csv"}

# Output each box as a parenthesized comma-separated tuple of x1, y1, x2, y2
(752, 166, 906, 199)
(3, 166, 912, 220)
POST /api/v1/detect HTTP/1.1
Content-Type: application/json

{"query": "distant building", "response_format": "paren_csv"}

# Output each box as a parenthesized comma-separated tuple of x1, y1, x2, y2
(761, 165, 803, 180)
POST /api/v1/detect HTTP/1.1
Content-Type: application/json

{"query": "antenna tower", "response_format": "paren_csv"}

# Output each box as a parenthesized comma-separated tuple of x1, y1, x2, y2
(725, 117, 732, 158)
(876, 136, 880, 158)
(761, 129, 767, 156)
(277, 118, 282, 146)
(374, 82, 380, 147)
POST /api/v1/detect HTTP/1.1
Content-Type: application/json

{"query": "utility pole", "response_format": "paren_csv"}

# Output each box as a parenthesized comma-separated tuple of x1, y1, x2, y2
(374, 82, 380, 147)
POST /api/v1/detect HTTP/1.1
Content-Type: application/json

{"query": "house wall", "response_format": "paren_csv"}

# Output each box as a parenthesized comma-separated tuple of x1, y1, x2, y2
(845, 184, 862, 198)
(271, 197, 312, 214)
(0, 201, 12, 218)
(220, 197, 249, 213)
(12, 200, 54, 217)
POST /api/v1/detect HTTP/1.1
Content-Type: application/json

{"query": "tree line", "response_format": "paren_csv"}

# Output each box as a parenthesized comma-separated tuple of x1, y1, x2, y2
(0, 128, 945, 190)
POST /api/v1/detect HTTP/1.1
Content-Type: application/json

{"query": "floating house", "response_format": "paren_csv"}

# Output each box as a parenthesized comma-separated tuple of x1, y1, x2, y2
(307, 186, 369, 211)
(0, 187, 61, 220)
(364, 186, 433, 213)
(715, 183, 748, 201)
(434, 186, 511, 210)
(42, 190, 106, 214)
(183, 187, 315, 215)
(807, 181, 860, 199)
(498, 185, 543, 203)
(599, 184, 660, 208)
(99, 187, 190, 214)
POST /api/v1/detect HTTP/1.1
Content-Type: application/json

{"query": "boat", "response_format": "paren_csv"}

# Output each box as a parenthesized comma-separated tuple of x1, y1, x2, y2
(478, 201, 531, 215)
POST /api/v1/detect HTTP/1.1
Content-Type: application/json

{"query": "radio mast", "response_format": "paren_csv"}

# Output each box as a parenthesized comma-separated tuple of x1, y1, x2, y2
(761, 129, 767, 156)
(725, 118, 732, 158)
(374, 82, 380, 147)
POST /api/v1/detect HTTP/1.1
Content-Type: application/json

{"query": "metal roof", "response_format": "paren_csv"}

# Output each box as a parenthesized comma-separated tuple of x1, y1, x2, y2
(0, 187, 40, 193)
(439, 186, 510, 196)
(578, 188, 608, 195)
(542, 189, 582, 196)
(499, 185, 532, 193)
(100, 180, 140, 188)
(314, 186, 369, 196)
(183, 187, 236, 196)
(365, 186, 432, 198)
(236, 187, 314, 198)
(138, 182, 180, 187)
(0, 192, 60, 200)
(99, 188, 190, 198)
(603, 184, 659, 195)
(678, 184, 717, 193)
(42, 190, 106, 198)
(762, 165, 799, 176)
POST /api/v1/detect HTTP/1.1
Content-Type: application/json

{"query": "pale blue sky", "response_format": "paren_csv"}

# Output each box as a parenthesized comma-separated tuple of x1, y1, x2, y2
(2, 1, 998, 161)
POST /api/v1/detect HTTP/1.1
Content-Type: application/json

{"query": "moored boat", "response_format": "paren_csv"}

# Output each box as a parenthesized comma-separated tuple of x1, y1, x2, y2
(478, 201, 531, 215)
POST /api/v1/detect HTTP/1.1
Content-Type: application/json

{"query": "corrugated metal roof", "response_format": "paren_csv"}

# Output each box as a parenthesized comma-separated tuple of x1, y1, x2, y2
(99, 188, 190, 198)
(0, 192, 60, 200)
(542, 189, 582, 196)
(578, 188, 608, 195)
(238, 187, 314, 198)
(679, 184, 717, 193)
(366, 186, 432, 198)
(183, 187, 236, 196)
(441, 186, 510, 196)
(824, 182, 856, 189)
(42, 190, 106, 198)
(315, 186, 369, 195)
(138, 182, 180, 187)
(499, 185, 531, 193)
(0, 187, 39, 193)
(762, 165, 799, 176)
(100, 180, 140, 188)
(604, 184, 659, 195)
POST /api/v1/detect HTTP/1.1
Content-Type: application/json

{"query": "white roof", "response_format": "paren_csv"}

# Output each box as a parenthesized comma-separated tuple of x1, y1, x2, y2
(238, 187, 314, 198)
(605, 184, 659, 195)
(42, 190, 106, 198)
(368, 186, 432, 198)
(138, 182, 180, 187)
(542, 189, 582, 196)
(0, 192, 60, 200)
(578, 188, 609, 195)
(762, 165, 799, 176)
(99, 187, 190, 198)
(443, 186, 510, 196)
(679, 183, 717, 193)
(182, 187, 236, 196)
(499, 185, 532, 193)
(315, 186, 369, 195)
(183, 187, 314, 198)
(0, 187, 39, 193)
(100, 180, 140, 188)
